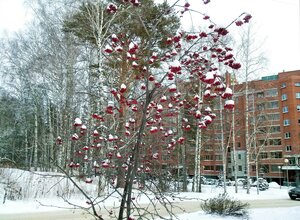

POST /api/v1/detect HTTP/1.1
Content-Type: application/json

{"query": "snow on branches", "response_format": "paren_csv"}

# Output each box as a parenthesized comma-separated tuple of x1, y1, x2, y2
(58, 3, 251, 216)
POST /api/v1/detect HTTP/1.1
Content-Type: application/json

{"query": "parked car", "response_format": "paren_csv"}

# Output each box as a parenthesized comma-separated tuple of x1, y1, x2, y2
(186, 176, 206, 184)
(251, 178, 269, 191)
(232, 178, 246, 186)
(205, 178, 217, 185)
(217, 179, 233, 186)
(288, 187, 300, 200)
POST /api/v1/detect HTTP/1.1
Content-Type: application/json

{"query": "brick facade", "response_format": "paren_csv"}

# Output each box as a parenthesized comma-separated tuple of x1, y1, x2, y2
(200, 70, 300, 186)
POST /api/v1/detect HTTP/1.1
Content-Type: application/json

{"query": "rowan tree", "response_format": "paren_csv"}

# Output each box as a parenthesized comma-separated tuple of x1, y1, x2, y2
(0, 0, 254, 219)
(55, 1, 253, 219)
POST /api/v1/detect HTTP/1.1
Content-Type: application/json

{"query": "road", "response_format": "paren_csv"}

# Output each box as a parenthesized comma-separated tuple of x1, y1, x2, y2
(1, 199, 299, 220)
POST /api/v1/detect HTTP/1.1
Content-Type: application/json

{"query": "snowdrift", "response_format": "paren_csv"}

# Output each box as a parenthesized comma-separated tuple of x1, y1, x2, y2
(0, 168, 99, 201)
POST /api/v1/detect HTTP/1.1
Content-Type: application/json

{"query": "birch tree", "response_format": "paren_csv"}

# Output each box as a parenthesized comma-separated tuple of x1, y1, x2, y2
(235, 23, 267, 194)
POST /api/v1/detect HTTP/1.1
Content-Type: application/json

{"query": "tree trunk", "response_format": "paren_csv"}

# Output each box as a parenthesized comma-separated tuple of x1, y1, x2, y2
(117, 92, 151, 220)
(193, 81, 203, 192)
(25, 129, 29, 169)
(232, 81, 238, 193)
(48, 101, 54, 171)
(245, 73, 251, 194)
(220, 96, 227, 194)
(34, 107, 38, 171)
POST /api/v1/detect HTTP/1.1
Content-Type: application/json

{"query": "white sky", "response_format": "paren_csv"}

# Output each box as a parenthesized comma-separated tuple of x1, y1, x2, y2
(0, 0, 299, 76)
(0, 0, 30, 33)
(178, 0, 300, 76)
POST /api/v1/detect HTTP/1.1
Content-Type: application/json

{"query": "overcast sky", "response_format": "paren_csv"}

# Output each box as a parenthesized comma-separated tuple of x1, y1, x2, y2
(0, 0, 299, 76)
(0, 0, 30, 32)
(176, 0, 300, 76)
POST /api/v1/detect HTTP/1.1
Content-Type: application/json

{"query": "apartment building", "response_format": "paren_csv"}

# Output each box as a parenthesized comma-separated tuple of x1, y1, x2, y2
(201, 70, 300, 186)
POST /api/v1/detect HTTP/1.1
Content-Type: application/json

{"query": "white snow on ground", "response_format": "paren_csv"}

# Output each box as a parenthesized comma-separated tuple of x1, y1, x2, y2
(177, 206, 300, 220)
(0, 168, 299, 219)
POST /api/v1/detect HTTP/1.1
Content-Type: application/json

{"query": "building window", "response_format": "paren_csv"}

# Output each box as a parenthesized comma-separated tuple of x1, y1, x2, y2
(204, 166, 214, 170)
(269, 138, 281, 146)
(257, 92, 264, 98)
(296, 93, 300, 99)
(257, 115, 267, 122)
(204, 155, 212, 160)
(271, 165, 281, 172)
(283, 119, 290, 126)
(248, 104, 254, 112)
(237, 142, 241, 148)
(281, 94, 287, 101)
(216, 165, 223, 171)
(238, 154, 241, 160)
(282, 106, 288, 113)
(258, 139, 267, 146)
(268, 113, 280, 121)
(284, 132, 291, 139)
(238, 166, 242, 171)
(286, 145, 292, 152)
(284, 158, 296, 165)
(267, 101, 279, 109)
(247, 94, 254, 100)
(289, 158, 296, 165)
(281, 82, 286, 88)
(295, 82, 300, 87)
(270, 152, 282, 158)
(297, 105, 300, 111)
(260, 152, 268, 159)
(215, 155, 222, 160)
(258, 126, 266, 133)
(261, 165, 269, 173)
(257, 103, 265, 110)
(265, 88, 278, 97)
(298, 119, 300, 125)
(252, 165, 256, 172)
(270, 126, 280, 133)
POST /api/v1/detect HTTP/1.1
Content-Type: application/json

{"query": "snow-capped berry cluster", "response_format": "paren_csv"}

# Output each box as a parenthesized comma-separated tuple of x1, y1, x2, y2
(106, 0, 140, 14)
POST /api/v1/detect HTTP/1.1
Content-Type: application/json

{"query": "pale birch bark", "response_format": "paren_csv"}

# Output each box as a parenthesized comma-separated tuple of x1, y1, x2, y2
(193, 81, 203, 192)
(232, 79, 238, 193)
(34, 107, 38, 171)
(220, 96, 227, 194)
(235, 23, 267, 194)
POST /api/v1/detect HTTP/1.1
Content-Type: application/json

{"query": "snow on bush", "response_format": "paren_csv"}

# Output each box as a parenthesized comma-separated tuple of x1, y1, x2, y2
(201, 193, 249, 218)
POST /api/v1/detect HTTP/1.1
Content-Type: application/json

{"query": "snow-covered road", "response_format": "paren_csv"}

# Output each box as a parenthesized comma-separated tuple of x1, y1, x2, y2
(1, 198, 299, 220)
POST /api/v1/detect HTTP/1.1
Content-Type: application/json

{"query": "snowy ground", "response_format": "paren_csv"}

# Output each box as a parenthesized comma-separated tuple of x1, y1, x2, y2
(177, 206, 300, 220)
(0, 168, 299, 219)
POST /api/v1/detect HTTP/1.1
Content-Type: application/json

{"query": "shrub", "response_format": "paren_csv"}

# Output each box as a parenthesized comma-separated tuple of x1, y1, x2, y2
(201, 193, 249, 218)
